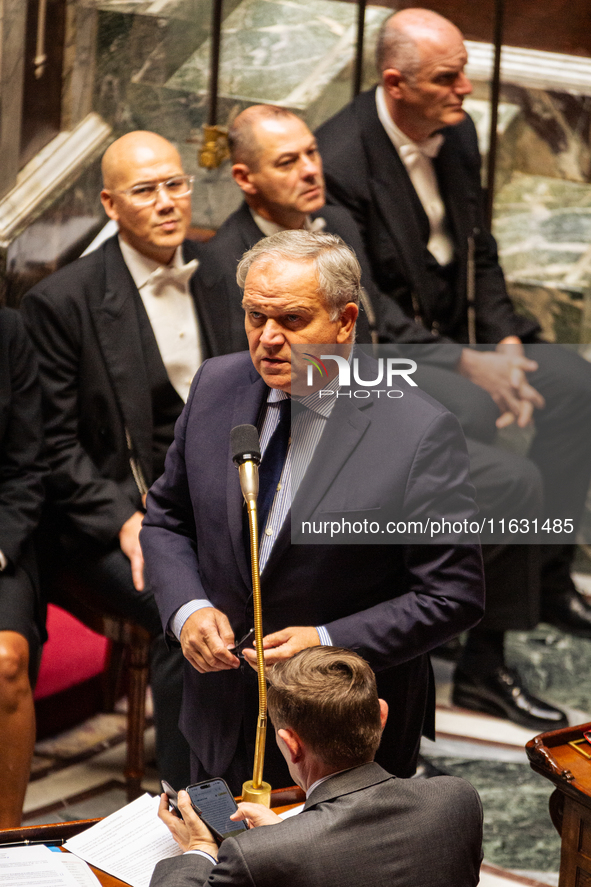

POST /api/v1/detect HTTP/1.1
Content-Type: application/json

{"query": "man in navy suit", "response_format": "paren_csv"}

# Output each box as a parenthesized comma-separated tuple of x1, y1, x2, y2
(141, 229, 484, 792)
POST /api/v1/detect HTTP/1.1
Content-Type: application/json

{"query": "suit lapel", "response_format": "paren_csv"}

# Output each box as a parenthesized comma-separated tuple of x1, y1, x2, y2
(355, 91, 435, 306)
(89, 238, 154, 483)
(227, 366, 268, 591)
(185, 240, 216, 362)
(262, 378, 373, 579)
(236, 201, 270, 250)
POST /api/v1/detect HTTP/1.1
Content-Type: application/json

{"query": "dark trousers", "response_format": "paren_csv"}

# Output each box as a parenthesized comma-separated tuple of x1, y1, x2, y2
(414, 344, 591, 631)
(39, 528, 191, 789)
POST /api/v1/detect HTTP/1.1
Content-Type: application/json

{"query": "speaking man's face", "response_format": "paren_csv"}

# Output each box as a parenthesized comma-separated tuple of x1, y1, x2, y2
(101, 140, 192, 264)
(235, 117, 325, 228)
(386, 29, 472, 140)
(243, 258, 357, 393)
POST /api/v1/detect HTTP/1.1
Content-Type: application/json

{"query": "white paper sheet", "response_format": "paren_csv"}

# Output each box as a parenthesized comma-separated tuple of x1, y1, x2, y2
(58, 853, 102, 886)
(0, 844, 79, 887)
(64, 793, 182, 887)
(278, 803, 304, 820)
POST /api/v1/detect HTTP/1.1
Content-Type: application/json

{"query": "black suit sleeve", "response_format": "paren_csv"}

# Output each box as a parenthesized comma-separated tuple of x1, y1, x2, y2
(321, 206, 444, 346)
(0, 310, 46, 566)
(22, 288, 138, 543)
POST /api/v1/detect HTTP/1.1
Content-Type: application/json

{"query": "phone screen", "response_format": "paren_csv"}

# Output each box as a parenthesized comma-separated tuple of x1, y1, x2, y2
(187, 779, 248, 839)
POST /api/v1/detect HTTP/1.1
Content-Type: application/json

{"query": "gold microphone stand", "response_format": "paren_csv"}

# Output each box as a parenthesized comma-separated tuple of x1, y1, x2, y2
(239, 460, 272, 806)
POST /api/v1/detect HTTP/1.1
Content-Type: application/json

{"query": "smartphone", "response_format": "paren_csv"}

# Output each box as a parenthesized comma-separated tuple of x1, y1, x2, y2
(161, 780, 182, 819)
(186, 778, 249, 842)
(229, 627, 255, 658)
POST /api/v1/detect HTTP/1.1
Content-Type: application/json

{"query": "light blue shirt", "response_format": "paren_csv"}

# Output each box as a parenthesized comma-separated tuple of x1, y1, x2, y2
(171, 360, 348, 645)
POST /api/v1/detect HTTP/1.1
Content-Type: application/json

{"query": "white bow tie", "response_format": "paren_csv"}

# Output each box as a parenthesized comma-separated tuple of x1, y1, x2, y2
(149, 259, 198, 293)
(307, 216, 326, 233)
(399, 134, 444, 167)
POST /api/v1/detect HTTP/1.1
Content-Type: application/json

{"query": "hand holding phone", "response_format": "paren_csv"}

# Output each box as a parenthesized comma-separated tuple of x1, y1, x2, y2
(158, 790, 221, 857)
(161, 780, 182, 818)
(187, 779, 249, 843)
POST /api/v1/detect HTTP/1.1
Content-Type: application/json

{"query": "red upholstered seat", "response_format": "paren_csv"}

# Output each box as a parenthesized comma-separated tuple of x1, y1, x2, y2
(34, 604, 108, 700)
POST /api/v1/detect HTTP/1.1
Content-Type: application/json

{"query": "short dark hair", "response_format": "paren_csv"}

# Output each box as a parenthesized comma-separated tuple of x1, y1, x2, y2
(267, 647, 382, 769)
(228, 105, 301, 168)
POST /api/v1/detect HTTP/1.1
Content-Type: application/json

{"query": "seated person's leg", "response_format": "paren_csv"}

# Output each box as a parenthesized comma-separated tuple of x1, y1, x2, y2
(524, 345, 591, 632)
(452, 441, 567, 730)
(526, 344, 591, 527)
(412, 363, 499, 444)
(0, 567, 40, 828)
(49, 533, 190, 788)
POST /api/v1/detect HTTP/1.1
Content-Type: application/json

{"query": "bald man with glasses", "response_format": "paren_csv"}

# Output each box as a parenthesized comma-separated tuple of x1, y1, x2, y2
(22, 131, 219, 788)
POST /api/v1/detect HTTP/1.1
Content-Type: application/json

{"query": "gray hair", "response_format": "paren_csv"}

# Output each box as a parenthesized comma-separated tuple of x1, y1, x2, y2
(236, 230, 362, 321)
(376, 14, 422, 79)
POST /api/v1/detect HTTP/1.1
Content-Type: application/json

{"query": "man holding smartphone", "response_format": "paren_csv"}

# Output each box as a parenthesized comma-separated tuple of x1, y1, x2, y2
(151, 647, 482, 887)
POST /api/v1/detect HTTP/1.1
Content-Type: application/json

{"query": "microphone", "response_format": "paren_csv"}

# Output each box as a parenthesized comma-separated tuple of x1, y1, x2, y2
(229, 424, 271, 805)
(230, 424, 260, 506)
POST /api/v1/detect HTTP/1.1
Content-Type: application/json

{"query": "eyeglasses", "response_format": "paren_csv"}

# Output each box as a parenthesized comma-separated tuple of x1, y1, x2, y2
(114, 175, 195, 207)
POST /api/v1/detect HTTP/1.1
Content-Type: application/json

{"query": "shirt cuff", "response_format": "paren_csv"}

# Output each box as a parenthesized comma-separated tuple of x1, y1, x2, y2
(316, 625, 332, 646)
(184, 850, 217, 864)
(170, 600, 214, 640)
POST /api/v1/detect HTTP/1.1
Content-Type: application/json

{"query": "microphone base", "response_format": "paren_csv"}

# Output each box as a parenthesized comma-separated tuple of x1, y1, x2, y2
(241, 780, 272, 806)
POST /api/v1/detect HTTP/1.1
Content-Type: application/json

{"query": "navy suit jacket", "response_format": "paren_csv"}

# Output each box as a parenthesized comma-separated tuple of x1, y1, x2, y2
(150, 763, 483, 887)
(141, 351, 484, 777)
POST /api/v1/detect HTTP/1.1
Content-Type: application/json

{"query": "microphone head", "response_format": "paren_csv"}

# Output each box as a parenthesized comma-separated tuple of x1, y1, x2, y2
(231, 424, 261, 466)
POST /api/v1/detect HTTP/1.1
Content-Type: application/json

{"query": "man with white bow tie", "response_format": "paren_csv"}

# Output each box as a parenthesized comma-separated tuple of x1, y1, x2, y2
(21, 131, 216, 788)
(316, 9, 591, 734)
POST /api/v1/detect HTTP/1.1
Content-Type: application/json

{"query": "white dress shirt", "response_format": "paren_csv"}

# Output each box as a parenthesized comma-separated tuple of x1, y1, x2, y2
(375, 86, 454, 267)
(250, 209, 326, 236)
(119, 238, 201, 403)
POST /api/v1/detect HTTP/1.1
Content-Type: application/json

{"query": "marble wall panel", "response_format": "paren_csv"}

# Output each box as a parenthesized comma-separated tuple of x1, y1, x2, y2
(165, 0, 389, 109)
(0, 0, 27, 198)
(3, 157, 105, 307)
(63, 2, 100, 130)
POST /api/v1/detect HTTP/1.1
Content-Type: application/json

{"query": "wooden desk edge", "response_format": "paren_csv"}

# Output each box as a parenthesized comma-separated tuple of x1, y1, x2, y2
(0, 787, 305, 887)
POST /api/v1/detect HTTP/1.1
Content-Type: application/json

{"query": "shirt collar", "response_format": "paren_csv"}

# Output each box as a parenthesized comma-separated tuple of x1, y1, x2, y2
(306, 766, 356, 798)
(250, 208, 326, 237)
(118, 236, 184, 290)
(375, 85, 418, 153)
(266, 347, 354, 418)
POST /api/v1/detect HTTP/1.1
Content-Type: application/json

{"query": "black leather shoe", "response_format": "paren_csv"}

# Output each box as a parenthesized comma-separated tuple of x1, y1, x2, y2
(452, 666, 568, 733)
(541, 589, 591, 638)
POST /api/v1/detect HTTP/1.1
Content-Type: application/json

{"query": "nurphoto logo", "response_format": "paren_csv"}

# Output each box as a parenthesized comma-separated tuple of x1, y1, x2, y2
(304, 353, 417, 391)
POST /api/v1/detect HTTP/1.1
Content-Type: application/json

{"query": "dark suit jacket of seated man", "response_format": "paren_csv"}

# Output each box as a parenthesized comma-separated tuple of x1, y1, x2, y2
(140, 230, 484, 792)
(315, 7, 591, 734)
(151, 647, 483, 887)
(20, 130, 212, 787)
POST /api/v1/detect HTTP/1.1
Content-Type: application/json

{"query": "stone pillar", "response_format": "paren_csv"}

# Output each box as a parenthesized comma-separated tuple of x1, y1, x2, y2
(0, 0, 27, 200)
